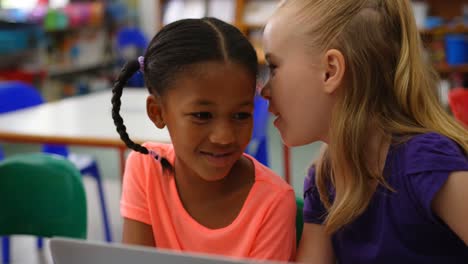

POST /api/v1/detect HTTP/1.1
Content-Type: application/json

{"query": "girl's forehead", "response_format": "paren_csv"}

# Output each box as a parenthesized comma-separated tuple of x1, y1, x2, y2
(264, 14, 323, 64)
(163, 62, 256, 104)
(264, 16, 306, 54)
(264, 17, 289, 47)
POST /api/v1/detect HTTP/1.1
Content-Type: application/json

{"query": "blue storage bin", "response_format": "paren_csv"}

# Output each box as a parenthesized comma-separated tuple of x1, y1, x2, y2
(425, 16, 443, 29)
(445, 34, 468, 65)
(0, 21, 44, 55)
(0, 31, 24, 53)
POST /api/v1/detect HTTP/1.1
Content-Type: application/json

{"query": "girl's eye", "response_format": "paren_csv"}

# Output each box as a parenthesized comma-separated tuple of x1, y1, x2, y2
(268, 64, 277, 76)
(190, 112, 212, 120)
(233, 112, 252, 120)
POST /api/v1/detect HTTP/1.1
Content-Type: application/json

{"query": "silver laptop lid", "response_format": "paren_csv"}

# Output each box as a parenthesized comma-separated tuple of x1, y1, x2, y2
(50, 238, 281, 264)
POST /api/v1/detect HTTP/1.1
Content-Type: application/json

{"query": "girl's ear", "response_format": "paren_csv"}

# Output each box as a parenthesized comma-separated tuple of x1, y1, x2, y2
(322, 49, 345, 94)
(147, 95, 166, 129)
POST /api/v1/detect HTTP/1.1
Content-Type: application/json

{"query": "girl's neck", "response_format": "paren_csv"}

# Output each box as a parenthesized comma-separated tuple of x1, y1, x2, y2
(173, 155, 254, 202)
(172, 156, 255, 229)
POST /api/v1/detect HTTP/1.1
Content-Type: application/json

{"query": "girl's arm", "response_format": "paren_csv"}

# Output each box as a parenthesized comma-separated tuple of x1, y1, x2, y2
(122, 217, 155, 247)
(120, 150, 155, 247)
(432, 171, 468, 245)
(296, 223, 335, 264)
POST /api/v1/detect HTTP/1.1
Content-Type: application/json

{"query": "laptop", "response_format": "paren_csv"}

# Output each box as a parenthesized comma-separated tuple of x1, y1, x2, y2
(50, 238, 282, 264)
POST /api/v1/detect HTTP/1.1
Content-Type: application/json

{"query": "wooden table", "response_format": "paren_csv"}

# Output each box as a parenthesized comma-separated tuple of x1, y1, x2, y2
(0, 89, 171, 174)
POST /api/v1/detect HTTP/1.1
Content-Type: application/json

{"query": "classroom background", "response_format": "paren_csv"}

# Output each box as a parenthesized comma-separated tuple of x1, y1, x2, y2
(0, 0, 467, 263)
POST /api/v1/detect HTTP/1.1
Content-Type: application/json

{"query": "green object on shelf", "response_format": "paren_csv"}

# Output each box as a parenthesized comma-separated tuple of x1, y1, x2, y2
(0, 153, 87, 239)
(44, 9, 69, 31)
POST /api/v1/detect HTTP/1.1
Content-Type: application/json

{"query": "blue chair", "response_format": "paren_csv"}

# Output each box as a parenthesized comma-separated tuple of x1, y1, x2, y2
(0, 81, 112, 264)
(116, 27, 148, 52)
(246, 95, 269, 166)
(115, 27, 148, 87)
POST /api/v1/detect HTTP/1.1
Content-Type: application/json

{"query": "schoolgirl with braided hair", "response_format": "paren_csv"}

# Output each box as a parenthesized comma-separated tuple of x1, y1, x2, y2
(111, 17, 296, 261)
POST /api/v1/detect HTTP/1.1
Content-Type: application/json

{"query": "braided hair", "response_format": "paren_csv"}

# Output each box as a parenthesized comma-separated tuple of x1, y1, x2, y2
(111, 17, 258, 169)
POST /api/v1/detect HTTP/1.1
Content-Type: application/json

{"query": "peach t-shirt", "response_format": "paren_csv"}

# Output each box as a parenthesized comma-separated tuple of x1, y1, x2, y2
(121, 142, 296, 261)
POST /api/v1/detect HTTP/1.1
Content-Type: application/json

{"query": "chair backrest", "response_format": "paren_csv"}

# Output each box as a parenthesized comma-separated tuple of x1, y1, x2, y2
(116, 27, 148, 52)
(246, 95, 269, 166)
(115, 27, 148, 87)
(0, 81, 69, 156)
(448, 88, 468, 126)
(0, 153, 87, 238)
(296, 197, 304, 245)
(0, 81, 43, 114)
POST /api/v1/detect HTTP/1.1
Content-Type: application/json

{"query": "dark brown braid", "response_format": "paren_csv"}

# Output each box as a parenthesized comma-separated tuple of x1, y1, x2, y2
(111, 60, 173, 170)
(111, 59, 149, 154)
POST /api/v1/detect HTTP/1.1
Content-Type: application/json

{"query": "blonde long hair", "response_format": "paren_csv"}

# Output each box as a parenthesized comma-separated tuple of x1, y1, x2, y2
(277, 0, 468, 233)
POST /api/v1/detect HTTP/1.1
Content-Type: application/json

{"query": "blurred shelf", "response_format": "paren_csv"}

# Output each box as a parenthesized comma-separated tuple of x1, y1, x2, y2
(420, 26, 468, 35)
(45, 25, 104, 34)
(47, 59, 116, 78)
(0, 50, 37, 70)
(434, 63, 468, 73)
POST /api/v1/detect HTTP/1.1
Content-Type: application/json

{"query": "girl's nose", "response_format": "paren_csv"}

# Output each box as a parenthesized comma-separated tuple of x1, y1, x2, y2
(209, 121, 236, 146)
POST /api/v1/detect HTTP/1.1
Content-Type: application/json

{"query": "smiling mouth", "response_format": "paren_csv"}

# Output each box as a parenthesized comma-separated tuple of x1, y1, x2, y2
(200, 151, 234, 157)
(199, 151, 237, 167)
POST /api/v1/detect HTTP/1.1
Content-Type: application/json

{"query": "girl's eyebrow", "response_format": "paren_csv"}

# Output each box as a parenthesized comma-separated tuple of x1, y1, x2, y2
(191, 99, 215, 106)
(238, 101, 254, 107)
(190, 99, 253, 107)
